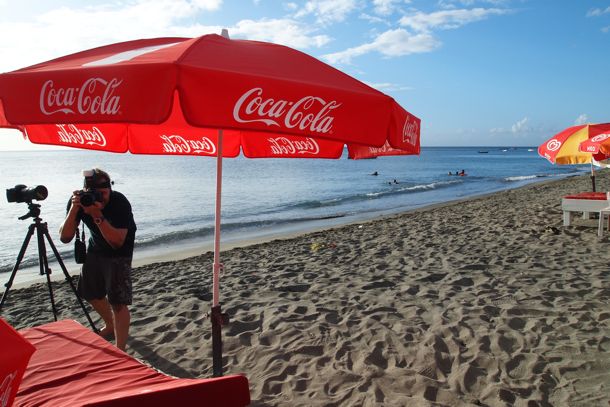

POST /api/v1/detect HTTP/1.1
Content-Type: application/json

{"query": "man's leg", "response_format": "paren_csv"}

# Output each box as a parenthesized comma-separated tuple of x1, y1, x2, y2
(112, 304, 130, 351)
(89, 298, 114, 336)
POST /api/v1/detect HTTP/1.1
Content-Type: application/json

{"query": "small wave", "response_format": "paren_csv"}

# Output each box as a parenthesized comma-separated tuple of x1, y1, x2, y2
(504, 175, 543, 182)
(134, 214, 347, 249)
(285, 180, 461, 210)
(367, 180, 461, 197)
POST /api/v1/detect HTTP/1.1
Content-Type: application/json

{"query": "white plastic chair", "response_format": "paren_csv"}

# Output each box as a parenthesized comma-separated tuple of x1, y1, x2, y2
(598, 207, 610, 237)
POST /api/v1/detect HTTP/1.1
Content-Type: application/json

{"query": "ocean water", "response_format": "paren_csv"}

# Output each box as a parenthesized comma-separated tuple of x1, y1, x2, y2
(0, 147, 585, 284)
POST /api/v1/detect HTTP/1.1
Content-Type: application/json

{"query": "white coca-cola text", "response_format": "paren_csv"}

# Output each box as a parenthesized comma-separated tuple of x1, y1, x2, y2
(268, 137, 320, 155)
(233, 88, 341, 134)
(161, 135, 216, 154)
(1, 372, 16, 407)
(367, 142, 395, 155)
(56, 124, 107, 147)
(402, 115, 419, 146)
(40, 78, 122, 116)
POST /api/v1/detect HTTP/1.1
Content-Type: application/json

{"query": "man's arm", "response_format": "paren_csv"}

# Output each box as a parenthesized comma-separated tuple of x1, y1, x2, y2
(96, 218, 128, 250)
(59, 193, 81, 243)
(83, 202, 128, 250)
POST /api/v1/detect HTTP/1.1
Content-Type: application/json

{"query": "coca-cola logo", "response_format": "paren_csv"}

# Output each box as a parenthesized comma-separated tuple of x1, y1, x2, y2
(367, 141, 394, 155)
(591, 133, 610, 143)
(268, 137, 320, 155)
(233, 88, 341, 134)
(1, 372, 16, 407)
(40, 78, 122, 116)
(402, 115, 419, 146)
(161, 135, 217, 154)
(546, 139, 561, 152)
(56, 124, 107, 147)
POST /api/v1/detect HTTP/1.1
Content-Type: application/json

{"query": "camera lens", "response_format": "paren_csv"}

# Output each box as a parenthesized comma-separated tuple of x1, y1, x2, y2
(6, 184, 48, 203)
(80, 193, 93, 207)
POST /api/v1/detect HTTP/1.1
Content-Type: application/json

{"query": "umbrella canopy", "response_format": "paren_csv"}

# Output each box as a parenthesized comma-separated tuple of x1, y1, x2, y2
(538, 123, 610, 191)
(0, 33, 420, 376)
(538, 123, 610, 165)
(578, 123, 610, 159)
(0, 34, 420, 156)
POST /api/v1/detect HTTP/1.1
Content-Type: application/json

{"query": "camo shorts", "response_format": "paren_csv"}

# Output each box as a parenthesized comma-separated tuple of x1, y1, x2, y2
(77, 250, 132, 305)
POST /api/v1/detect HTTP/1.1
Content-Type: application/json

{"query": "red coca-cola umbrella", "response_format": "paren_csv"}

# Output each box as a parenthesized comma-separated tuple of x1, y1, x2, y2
(0, 32, 420, 376)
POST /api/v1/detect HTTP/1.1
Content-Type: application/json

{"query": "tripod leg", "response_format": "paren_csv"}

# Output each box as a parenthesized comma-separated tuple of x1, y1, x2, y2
(0, 224, 36, 310)
(42, 225, 98, 332)
(36, 223, 59, 321)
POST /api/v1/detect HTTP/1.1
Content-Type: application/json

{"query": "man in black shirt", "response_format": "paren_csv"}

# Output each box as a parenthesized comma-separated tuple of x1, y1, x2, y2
(60, 169, 136, 351)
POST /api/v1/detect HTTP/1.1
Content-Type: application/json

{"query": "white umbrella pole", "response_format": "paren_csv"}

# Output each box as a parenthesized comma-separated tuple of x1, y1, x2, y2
(211, 129, 224, 377)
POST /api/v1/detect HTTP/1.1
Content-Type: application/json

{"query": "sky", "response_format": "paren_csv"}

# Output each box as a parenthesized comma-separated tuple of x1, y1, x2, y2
(0, 0, 609, 149)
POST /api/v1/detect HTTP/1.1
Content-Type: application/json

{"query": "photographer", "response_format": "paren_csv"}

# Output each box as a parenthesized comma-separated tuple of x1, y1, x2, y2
(60, 169, 136, 351)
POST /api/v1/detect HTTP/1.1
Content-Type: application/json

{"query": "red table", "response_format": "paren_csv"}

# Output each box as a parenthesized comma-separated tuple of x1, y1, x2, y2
(562, 192, 610, 226)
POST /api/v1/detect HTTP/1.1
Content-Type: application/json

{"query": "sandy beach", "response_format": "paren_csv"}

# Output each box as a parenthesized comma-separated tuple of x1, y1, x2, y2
(3, 171, 610, 406)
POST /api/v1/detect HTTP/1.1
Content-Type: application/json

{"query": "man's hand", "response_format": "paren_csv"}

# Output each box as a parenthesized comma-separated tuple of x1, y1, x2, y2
(81, 201, 103, 218)
(69, 190, 83, 211)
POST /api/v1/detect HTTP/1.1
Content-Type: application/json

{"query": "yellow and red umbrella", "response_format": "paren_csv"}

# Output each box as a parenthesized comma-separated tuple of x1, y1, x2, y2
(578, 124, 610, 159)
(538, 123, 610, 190)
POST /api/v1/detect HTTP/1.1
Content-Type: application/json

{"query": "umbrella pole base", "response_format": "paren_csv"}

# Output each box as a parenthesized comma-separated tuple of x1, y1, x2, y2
(591, 175, 596, 192)
(211, 305, 229, 377)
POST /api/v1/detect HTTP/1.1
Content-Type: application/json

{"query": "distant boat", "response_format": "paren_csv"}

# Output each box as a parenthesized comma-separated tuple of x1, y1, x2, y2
(502, 149, 508, 152)
(478, 150, 489, 153)
(527, 148, 534, 152)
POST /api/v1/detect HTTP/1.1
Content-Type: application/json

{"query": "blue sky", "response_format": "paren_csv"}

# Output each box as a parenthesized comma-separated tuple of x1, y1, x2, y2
(0, 0, 609, 149)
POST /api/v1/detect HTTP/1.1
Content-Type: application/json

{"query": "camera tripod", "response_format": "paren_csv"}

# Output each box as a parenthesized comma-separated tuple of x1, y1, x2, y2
(0, 202, 97, 331)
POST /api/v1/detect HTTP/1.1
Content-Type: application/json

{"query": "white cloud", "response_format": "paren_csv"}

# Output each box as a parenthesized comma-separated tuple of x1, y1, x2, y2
(327, 6, 510, 64)
(0, 0, 225, 72)
(360, 13, 391, 25)
(323, 28, 439, 64)
(0, 0, 328, 73)
(575, 114, 589, 125)
(439, 0, 509, 8)
(372, 0, 408, 16)
(587, 7, 610, 17)
(365, 81, 413, 92)
(603, 26, 610, 33)
(400, 8, 510, 32)
(294, 0, 359, 24)
(231, 19, 330, 48)
(511, 117, 529, 134)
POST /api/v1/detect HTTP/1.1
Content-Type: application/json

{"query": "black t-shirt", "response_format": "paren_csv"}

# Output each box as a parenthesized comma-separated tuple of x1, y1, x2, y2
(66, 191, 137, 257)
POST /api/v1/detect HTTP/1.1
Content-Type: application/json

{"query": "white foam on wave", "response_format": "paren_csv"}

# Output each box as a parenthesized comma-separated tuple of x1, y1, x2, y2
(504, 175, 539, 182)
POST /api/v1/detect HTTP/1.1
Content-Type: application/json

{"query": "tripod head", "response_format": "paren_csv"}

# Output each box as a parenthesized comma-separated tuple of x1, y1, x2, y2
(18, 202, 42, 221)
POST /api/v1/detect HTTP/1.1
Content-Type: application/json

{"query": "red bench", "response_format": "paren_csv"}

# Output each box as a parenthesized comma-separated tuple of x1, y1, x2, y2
(15, 320, 250, 407)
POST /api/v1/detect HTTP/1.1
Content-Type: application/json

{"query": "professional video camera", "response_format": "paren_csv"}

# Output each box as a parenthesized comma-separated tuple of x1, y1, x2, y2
(6, 184, 48, 203)
(76, 169, 104, 207)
